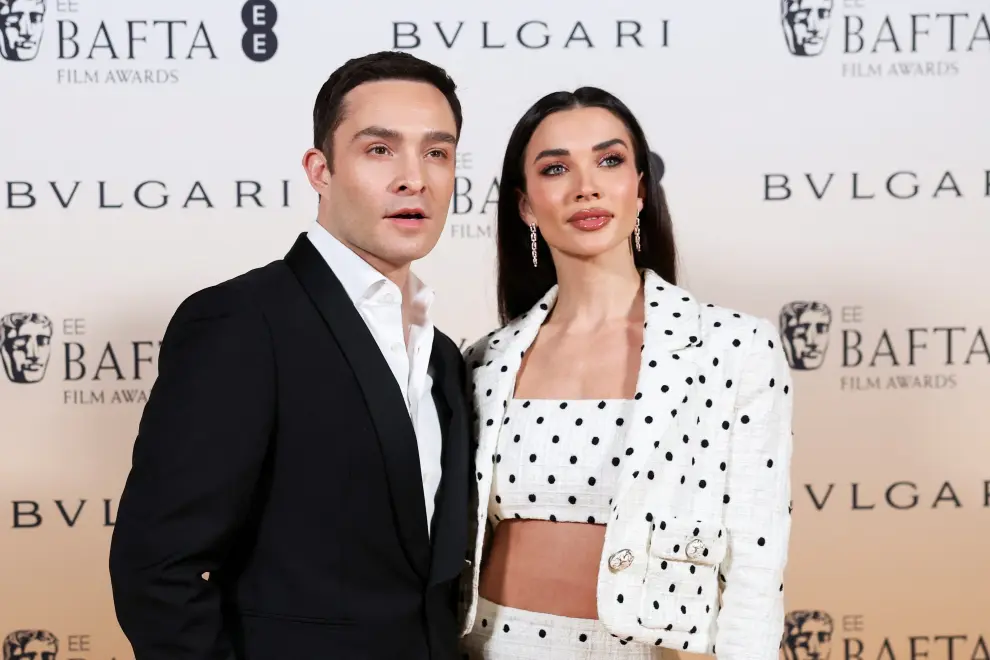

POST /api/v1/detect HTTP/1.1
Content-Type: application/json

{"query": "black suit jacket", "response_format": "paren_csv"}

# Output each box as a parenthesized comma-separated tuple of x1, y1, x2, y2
(109, 234, 470, 660)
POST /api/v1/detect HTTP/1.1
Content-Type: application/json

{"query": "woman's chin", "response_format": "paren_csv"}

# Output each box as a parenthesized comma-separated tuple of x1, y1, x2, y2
(556, 236, 632, 261)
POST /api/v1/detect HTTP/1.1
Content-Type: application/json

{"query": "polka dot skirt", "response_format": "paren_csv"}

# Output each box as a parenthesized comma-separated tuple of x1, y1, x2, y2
(461, 596, 664, 659)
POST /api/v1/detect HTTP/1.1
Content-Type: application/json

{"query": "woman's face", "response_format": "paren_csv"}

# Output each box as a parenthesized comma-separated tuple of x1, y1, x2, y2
(519, 106, 643, 262)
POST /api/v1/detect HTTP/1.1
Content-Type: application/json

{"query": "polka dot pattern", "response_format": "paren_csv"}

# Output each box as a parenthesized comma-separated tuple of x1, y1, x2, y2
(459, 270, 794, 658)
(489, 398, 632, 527)
(461, 595, 664, 659)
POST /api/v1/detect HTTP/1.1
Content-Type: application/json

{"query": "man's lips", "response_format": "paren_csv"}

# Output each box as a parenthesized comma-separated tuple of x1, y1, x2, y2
(386, 207, 427, 220)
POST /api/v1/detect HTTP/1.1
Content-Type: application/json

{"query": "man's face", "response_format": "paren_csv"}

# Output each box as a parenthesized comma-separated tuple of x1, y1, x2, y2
(783, 308, 830, 370)
(8, 638, 57, 660)
(1, 320, 53, 383)
(321, 79, 457, 272)
(784, 619, 832, 660)
(0, 0, 46, 62)
(782, 0, 833, 56)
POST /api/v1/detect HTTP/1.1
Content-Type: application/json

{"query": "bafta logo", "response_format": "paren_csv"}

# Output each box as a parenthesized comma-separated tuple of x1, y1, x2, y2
(0, 0, 46, 62)
(2, 629, 59, 660)
(779, 302, 831, 370)
(780, 0, 833, 57)
(780, 610, 833, 660)
(1, 312, 53, 384)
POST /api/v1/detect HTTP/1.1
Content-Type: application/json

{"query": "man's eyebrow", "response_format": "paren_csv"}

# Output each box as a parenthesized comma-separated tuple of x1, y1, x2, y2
(424, 130, 457, 145)
(352, 126, 401, 142)
(351, 127, 457, 146)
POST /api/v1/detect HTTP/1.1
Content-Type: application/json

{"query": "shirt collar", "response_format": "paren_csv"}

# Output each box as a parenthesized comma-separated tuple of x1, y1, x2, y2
(406, 269, 436, 325)
(306, 219, 435, 317)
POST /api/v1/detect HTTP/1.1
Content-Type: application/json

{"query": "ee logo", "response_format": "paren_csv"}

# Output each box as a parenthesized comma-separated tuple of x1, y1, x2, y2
(241, 0, 278, 62)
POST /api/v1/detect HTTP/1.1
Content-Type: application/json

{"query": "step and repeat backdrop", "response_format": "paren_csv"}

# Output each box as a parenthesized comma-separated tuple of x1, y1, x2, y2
(2, 0, 988, 658)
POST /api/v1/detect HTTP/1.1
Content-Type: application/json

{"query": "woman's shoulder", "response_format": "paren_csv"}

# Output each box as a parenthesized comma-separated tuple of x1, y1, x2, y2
(461, 330, 498, 366)
(461, 315, 525, 367)
(697, 300, 779, 341)
(644, 269, 780, 346)
(688, 296, 790, 388)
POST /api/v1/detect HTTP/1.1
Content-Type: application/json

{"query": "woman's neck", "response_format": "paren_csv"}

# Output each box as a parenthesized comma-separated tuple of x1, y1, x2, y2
(548, 251, 643, 331)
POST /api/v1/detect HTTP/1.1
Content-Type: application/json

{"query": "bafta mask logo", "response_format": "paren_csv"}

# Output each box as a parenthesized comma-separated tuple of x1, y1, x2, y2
(1, 312, 53, 384)
(0, 0, 46, 61)
(780, 0, 833, 56)
(780, 610, 833, 660)
(2, 629, 59, 660)
(780, 302, 831, 370)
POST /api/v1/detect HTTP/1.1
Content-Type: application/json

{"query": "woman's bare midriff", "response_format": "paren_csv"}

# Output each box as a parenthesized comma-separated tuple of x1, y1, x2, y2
(478, 518, 606, 620)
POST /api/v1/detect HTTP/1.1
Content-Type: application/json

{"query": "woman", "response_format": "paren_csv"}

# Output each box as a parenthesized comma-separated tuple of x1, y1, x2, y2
(458, 87, 794, 659)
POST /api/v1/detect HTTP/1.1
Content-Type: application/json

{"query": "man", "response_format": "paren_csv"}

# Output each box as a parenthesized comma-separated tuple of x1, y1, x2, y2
(109, 51, 470, 660)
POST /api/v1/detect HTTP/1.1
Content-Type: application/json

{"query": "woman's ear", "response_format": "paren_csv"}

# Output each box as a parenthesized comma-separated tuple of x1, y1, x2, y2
(518, 190, 536, 226)
(637, 172, 645, 214)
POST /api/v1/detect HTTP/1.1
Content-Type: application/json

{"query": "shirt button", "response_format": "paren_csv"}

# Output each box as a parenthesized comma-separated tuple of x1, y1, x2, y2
(391, 342, 402, 352)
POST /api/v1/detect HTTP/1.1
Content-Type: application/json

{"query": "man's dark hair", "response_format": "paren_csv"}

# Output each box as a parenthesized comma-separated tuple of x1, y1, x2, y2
(313, 51, 462, 172)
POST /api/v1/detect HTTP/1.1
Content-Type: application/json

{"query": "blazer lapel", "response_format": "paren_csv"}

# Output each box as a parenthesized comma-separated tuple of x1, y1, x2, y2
(426, 336, 470, 587)
(464, 288, 558, 560)
(283, 233, 431, 581)
(612, 271, 704, 505)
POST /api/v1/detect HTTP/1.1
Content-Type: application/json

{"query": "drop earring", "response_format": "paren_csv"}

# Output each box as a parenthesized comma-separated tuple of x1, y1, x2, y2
(634, 216, 641, 252)
(530, 223, 538, 267)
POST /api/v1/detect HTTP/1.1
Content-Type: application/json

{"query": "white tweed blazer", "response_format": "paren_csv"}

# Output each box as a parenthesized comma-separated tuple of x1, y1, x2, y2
(458, 269, 794, 660)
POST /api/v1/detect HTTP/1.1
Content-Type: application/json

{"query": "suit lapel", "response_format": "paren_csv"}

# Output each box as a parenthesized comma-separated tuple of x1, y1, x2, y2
(426, 335, 469, 586)
(283, 233, 431, 581)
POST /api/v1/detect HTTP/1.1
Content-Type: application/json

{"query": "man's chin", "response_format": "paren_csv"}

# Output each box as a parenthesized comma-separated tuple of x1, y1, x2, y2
(386, 246, 435, 266)
(368, 243, 438, 269)
(385, 231, 442, 259)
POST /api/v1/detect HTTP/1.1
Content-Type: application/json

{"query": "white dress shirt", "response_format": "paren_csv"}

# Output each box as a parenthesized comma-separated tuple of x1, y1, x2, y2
(307, 220, 443, 537)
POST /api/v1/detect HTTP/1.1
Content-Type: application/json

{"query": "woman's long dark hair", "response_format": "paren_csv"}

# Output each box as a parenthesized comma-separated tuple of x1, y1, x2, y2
(495, 87, 678, 324)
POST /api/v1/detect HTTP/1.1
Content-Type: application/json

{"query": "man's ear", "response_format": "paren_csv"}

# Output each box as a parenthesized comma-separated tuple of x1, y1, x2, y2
(302, 148, 331, 195)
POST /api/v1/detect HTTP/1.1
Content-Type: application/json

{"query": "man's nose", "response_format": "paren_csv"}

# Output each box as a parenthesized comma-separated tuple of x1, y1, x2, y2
(393, 160, 426, 195)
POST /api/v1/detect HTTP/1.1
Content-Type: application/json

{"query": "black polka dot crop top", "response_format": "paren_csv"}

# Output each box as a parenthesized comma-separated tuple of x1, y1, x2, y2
(488, 397, 634, 526)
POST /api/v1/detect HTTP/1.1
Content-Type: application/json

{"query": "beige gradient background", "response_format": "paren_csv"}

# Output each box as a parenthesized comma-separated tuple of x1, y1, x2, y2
(1, 1, 988, 659)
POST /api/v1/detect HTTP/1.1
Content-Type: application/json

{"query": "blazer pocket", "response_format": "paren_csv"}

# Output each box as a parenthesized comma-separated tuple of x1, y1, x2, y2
(639, 515, 725, 634)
